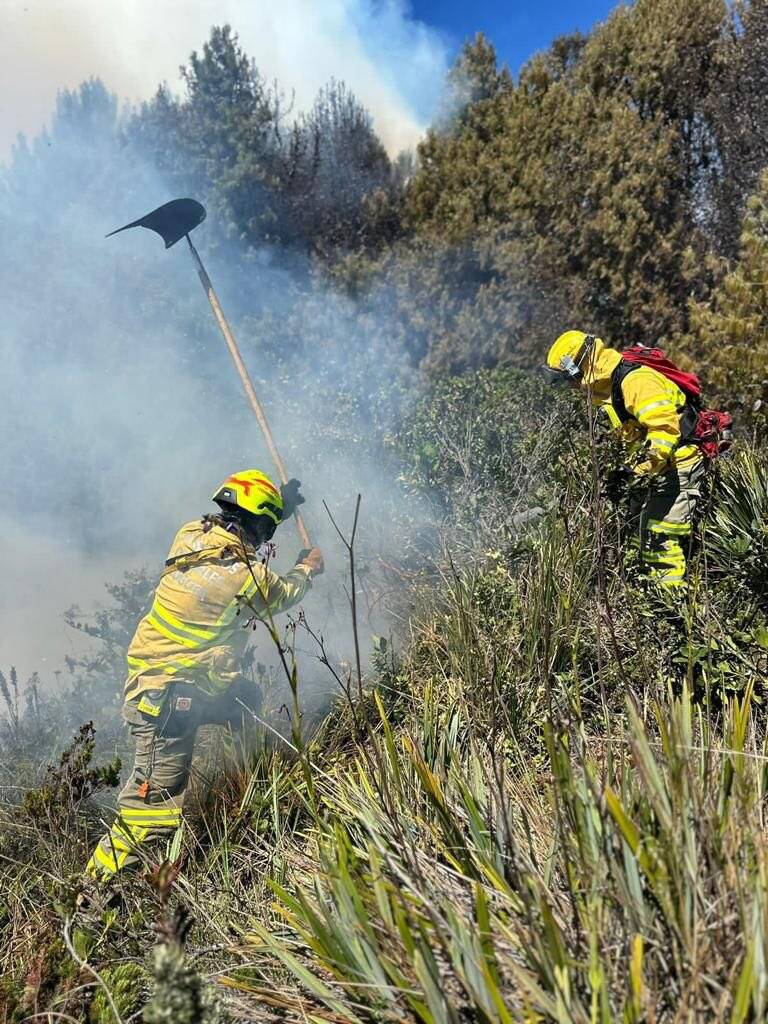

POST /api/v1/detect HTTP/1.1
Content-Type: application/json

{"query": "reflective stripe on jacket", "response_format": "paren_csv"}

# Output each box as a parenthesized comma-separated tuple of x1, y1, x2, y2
(124, 520, 312, 703)
(607, 365, 700, 471)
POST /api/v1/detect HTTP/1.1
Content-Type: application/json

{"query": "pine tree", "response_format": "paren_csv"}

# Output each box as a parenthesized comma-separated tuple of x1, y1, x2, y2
(440, 32, 513, 125)
(394, 0, 734, 373)
(708, 0, 768, 254)
(178, 24, 284, 244)
(687, 169, 768, 421)
(276, 80, 393, 256)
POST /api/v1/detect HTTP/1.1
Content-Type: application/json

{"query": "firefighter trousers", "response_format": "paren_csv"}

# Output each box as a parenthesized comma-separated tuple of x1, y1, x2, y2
(632, 459, 705, 589)
(86, 681, 258, 879)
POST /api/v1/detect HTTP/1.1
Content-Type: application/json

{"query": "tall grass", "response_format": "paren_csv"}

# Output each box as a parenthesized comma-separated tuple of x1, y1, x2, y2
(3, 441, 768, 1021)
(242, 682, 768, 1022)
(222, 501, 768, 1022)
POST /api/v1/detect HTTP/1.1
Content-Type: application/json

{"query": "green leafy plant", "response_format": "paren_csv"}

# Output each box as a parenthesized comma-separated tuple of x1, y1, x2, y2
(22, 723, 121, 823)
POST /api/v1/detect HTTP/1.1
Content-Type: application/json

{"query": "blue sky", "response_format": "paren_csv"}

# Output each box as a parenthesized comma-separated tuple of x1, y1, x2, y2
(410, 0, 620, 73)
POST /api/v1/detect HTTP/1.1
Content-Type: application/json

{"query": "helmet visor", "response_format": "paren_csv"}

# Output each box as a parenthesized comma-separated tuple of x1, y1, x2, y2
(540, 357, 583, 386)
(559, 354, 584, 382)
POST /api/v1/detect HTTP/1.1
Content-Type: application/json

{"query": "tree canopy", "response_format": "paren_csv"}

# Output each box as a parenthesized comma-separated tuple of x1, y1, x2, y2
(5, 5, 768, 400)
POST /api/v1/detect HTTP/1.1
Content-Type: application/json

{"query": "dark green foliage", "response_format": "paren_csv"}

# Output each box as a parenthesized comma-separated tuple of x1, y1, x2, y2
(150, 25, 284, 246)
(398, 1, 731, 371)
(143, 941, 227, 1024)
(393, 368, 581, 538)
(129, 26, 395, 260)
(708, 0, 768, 254)
(686, 169, 768, 427)
(0, 933, 82, 1024)
(438, 32, 513, 125)
(88, 963, 147, 1022)
(375, 0, 768, 377)
(276, 80, 396, 258)
(22, 722, 121, 822)
(6, 6, 768, 390)
(704, 450, 768, 605)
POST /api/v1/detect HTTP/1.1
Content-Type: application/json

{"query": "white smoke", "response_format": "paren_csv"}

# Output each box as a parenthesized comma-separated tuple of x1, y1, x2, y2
(0, 0, 449, 158)
(0, 527, 128, 683)
(0, 42, 430, 689)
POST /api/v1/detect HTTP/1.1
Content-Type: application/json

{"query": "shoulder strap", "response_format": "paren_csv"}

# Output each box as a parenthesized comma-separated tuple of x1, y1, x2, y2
(679, 403, 700, 444)
(160, 543, 243, 580)
(610, 360, 640, 422)
(612, 359, 701, 440)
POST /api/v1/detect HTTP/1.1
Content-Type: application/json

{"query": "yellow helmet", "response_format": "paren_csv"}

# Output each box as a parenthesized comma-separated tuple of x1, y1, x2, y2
(212, 469, 284, 527)
(547, 330, 590, 370)
(545, 330, 610, 386)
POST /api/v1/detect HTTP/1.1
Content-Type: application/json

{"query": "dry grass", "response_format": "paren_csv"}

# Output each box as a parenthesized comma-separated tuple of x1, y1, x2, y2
(3, 449, 768, 1021)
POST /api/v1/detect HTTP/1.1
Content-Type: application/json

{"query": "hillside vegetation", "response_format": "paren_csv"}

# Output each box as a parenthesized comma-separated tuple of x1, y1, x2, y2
(4, 1, 768, 1021)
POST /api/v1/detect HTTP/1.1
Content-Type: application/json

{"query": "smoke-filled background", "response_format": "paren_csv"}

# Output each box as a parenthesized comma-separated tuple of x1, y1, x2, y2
(0, 0, 448, 158)
(7, 0, 763, 690)
(0, 4, 450, 684)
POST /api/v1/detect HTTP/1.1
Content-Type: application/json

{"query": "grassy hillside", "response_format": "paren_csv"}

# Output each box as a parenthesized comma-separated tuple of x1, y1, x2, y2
(5, 1, 768, 1018)
(3, 373, 768, 1022)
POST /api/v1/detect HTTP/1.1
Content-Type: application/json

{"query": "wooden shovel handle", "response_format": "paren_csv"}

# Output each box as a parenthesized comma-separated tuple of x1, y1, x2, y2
(186, 236, 312, 549)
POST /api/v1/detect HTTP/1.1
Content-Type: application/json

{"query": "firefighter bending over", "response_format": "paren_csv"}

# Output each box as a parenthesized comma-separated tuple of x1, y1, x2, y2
(87, 469, 324, 879)
(544, 331, 708, 589)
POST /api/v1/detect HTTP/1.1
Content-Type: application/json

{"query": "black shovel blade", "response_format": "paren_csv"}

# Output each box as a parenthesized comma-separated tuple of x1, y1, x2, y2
(106, 198, 206, 249)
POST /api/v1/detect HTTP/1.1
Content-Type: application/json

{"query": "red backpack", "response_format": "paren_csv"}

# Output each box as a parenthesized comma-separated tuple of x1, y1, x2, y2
(621, 346, 702, 399)
(616, 345, 733, 459)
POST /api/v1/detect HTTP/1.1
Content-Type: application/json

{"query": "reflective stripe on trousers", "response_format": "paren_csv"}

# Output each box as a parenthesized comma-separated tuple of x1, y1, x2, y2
(635, 460, 704, 589)
(641, 532, 689, 588)
(86, 806, 182, 876)
(86, 682, 257, 879)
(86, 699, 195, 879)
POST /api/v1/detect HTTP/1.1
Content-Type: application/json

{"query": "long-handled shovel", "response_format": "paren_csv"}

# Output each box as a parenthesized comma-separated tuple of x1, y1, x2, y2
(107, 198, 311, 548)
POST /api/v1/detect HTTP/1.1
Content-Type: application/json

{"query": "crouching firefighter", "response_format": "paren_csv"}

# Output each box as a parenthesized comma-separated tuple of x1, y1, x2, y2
(86, 469, 324, 879)
(544, 331, 732, 589)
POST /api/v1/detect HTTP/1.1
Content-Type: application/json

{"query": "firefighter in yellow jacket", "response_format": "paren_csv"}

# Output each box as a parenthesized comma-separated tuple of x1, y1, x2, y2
(87, 469, 324, 878)
(545, 331, 703, 588)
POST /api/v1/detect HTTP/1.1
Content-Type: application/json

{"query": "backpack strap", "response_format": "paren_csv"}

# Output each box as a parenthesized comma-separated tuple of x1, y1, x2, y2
(610, 360, 640, 423)
(160, 543, 243, 579)
(611, 359, 701, 441)
(679, 403, 701, 444)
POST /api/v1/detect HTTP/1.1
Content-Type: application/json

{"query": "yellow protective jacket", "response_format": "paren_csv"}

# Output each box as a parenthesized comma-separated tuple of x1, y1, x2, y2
(607, 365, 701, 473)
(124, 520, 312, 708)
(583, 343, 700, 473)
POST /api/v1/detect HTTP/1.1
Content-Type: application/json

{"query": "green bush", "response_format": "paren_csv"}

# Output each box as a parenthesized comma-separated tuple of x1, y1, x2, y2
(393, 368, 580, 539)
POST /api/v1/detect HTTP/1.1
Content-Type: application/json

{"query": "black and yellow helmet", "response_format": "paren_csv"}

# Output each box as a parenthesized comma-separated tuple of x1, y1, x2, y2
(212, 469, 284, 527)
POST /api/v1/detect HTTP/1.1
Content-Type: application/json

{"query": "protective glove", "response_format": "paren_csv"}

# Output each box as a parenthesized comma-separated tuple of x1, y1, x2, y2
(296, 547, 324, 576)
(603, 465, 633, 504)
(633, 459, 663, 478)
(280, 479, 306, 520)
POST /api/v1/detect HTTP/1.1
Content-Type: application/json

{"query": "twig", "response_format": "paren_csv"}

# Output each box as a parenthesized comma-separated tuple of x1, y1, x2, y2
(21, 1013, 85, 1023)
(324, 495, 364, 701)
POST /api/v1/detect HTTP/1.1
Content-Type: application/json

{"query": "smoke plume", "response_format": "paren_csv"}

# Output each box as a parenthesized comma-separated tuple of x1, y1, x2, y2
(0, 0, 448, 158)
(0, 23, 434, 690)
